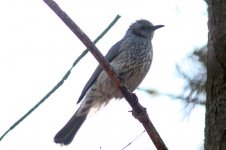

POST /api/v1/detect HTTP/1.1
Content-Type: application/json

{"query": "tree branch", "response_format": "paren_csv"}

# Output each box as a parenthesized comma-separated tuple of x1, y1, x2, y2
(43, 0, 168, 149)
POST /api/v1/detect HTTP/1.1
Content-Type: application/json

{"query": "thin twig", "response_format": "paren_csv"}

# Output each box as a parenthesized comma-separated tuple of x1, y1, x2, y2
(0, 15, 120, 142)
(121, 130, 146, 150)
(43, 0, 168, 149)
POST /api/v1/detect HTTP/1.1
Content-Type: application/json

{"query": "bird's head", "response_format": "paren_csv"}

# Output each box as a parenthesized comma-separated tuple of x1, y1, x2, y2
(127, 19, 164, 40)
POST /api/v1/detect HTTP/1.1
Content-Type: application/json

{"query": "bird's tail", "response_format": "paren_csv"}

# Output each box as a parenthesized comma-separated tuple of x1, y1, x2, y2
(54, 103, 91, 145)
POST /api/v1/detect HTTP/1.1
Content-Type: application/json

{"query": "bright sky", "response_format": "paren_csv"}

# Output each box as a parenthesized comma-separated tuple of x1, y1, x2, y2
(0, 0, 207, 150)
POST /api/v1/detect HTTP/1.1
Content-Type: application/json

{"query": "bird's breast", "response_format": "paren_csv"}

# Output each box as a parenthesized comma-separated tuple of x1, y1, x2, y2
(112, 41, 153, 92)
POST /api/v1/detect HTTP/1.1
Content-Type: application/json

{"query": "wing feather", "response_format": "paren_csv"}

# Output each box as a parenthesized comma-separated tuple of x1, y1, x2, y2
(77, 40, 123, 103)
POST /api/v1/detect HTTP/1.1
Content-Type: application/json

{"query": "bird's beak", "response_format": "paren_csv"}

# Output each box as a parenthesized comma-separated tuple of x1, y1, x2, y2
(152, 25, 164, 30)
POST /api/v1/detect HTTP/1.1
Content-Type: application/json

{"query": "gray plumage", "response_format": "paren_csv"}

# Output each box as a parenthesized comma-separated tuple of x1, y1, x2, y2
(54, 19, 164, 145)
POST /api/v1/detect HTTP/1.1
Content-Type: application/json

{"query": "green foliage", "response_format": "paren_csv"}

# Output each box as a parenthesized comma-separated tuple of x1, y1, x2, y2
(175, 46, 207, 106)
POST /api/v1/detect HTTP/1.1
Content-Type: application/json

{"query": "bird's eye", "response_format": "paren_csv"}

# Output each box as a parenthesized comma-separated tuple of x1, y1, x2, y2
(141, 26, 146, 29)
(141, 26, 150, 30)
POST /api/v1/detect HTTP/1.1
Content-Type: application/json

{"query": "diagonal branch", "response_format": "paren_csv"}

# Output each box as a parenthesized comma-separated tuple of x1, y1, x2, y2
(43, 0, 168, 149)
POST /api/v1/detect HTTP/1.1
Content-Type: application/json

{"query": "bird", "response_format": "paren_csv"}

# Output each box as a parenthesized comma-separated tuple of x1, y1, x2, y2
(54, 19, 164, 145)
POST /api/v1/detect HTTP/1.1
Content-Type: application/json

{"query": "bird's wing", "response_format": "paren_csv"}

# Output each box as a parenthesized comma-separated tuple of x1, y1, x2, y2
(77, 40, 123, 103)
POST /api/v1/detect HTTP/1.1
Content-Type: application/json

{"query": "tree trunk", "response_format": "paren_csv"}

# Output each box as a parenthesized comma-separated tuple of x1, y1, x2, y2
(205, 0, 226, 150)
